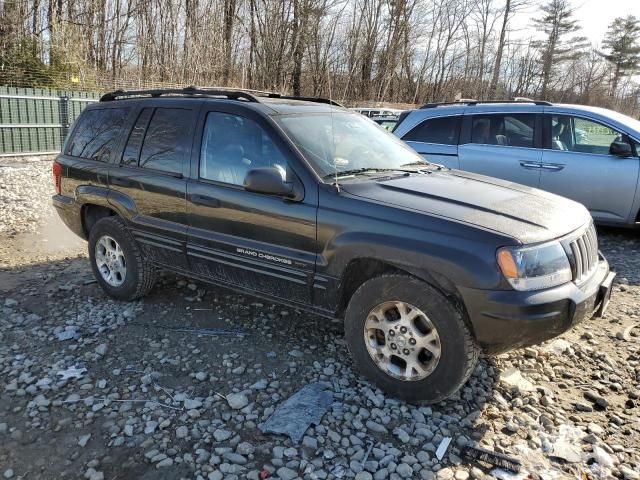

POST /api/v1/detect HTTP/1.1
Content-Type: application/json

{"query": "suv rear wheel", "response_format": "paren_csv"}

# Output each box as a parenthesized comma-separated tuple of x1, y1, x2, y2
(88, 217, 157, 301)
(344, 275, 479, 403)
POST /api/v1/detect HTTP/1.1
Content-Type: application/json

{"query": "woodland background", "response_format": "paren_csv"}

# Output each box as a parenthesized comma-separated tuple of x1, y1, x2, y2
(1, 0, 639, 114)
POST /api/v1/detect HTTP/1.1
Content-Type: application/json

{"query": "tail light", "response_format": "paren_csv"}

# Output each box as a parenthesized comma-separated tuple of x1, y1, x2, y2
(52, 160, 62, 194)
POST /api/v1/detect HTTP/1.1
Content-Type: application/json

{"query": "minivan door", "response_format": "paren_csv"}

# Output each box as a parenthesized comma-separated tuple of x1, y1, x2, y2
(458, 113, 542, 187)
(186, 106, 317, 306)
(540, 114, 639, 224)
(108, 101, 199, 270)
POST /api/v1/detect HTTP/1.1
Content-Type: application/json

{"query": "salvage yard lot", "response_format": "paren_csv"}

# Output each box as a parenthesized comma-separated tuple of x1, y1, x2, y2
(0, 158, 638, 480)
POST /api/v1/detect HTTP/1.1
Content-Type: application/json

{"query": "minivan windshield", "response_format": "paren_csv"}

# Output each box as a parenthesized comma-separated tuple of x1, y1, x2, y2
(276, 112, 427, 180)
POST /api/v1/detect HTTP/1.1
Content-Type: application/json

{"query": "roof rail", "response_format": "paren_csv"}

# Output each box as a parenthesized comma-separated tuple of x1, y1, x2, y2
(266, 93, 343, 107)
(100, 86, 261, 102)
(100, 86, 344, 107)
(419, 99, 552, 109)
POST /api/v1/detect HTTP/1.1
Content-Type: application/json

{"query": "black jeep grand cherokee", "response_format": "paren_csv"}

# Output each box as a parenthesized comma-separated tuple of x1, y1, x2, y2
(52, 87, 615, 402)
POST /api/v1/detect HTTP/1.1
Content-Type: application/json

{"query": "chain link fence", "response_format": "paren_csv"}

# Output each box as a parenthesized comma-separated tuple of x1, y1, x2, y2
(0, 86, 99, 157)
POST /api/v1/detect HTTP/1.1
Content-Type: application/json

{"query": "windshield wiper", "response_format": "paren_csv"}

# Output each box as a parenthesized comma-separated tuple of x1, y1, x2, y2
(322, 168, 401, 181)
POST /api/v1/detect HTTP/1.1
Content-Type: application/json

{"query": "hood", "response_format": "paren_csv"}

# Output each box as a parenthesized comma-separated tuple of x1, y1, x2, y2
(340, 169, 591, 244)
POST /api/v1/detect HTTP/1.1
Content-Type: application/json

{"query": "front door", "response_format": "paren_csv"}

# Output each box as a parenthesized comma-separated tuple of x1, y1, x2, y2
(458, 113, 542, 187)
(540, 114, 640, 223)
(108, 102, 199, 269)
(186, 107, 317, 306)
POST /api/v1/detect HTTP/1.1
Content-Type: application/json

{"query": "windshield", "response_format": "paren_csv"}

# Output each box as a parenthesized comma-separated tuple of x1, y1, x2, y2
(276, 112, 427, 180)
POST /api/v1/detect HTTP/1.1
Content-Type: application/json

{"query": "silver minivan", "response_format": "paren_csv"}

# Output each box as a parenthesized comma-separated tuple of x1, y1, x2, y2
(393, 101, 640, 227)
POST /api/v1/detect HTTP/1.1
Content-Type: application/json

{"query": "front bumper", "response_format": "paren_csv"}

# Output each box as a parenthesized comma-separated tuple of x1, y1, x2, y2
(459, 254, 615, 355)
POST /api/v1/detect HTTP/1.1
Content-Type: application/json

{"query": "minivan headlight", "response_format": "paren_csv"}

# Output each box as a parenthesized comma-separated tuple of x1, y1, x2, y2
(497, 241, 572, 291)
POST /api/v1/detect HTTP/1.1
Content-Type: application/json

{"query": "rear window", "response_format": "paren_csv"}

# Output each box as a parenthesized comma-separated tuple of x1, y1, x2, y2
(65, 107, 130, 161)
(403, 116, 461, 145)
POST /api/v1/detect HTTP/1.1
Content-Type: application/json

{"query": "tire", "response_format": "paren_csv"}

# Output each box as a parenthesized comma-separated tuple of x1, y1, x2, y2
(88, 216, 157, 301)
(344, 274, 479, 403)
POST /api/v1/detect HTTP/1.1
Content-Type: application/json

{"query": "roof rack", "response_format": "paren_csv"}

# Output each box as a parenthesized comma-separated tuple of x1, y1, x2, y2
(266, 93, 343, 107)
(100, 86, 261, 102)
(419, 99, 552, 109)
(100, 86, 344, 107)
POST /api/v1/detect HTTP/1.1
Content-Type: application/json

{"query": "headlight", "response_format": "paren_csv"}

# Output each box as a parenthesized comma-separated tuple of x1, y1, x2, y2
(497, 241, 572, 291)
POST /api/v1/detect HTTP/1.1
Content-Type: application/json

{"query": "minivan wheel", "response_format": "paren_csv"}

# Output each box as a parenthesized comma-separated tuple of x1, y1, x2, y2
(344, 275, 480, 403)
(88, 217, 157, 301)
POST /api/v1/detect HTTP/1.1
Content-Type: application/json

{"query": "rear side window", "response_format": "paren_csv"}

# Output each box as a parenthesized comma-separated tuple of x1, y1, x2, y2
(65, 108, 129, 161)
(121, 108, 153, 166)
(470, 114, 535, 148)
(138, 108, 190, 175)
(403, 116, 461, 145)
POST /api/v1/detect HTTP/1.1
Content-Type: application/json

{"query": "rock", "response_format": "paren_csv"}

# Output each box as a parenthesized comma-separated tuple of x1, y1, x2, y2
(3, 469, 14, 479)
(226, 393, 249, 410)
(156, 458, 174, 468)
(277, 466, 298, 480)
(396, 463, 413, 478)
(584, 391, 609, 409)
(366, 420, 388, 434)
(4, 299, 17, 307)
(184, 398, 203, 410)
(78, 434, 91, 447)
(214, 429, 232, 442)
(454, 471, 469, 480)
(94, 344, 108, 356)
(356, 472, 373, 480)
(176, 426, 189, 439)
(620, 465, 640, 480)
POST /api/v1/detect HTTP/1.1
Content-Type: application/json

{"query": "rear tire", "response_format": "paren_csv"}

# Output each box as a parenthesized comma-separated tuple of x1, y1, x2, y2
(344, 274, 479, 403)
(88, 216, 157, 301)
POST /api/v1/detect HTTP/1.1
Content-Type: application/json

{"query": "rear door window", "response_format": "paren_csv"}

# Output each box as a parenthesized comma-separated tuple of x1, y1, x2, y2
(65, 107, 130, 161)
(403, 116, 461, 145)
(138, 108, 190, 175)
(470, 114, 535, 147)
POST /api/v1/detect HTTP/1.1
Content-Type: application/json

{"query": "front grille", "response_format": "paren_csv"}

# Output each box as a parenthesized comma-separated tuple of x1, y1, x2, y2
(566, 223, 598, 284)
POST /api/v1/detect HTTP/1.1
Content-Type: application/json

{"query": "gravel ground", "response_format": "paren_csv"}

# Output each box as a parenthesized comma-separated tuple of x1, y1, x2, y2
(0, 160, 638, 480)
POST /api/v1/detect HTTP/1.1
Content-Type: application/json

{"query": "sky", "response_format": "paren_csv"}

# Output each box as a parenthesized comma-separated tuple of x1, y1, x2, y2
(516, 0, 640, 47)
(573, 0, 640, 46)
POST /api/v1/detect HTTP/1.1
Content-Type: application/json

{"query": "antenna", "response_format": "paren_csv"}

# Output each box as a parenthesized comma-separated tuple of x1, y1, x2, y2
(326, 66, 339, 192)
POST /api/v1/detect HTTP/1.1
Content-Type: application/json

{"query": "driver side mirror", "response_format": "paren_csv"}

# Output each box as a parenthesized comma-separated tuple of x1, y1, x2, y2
(610, 140, 633, 157)
(244, 167, 298, 198)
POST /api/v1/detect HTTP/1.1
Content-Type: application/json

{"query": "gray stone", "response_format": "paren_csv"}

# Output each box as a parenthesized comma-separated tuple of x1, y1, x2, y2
(277, 466, 298, 480)
(227, 393, 249, 410)
(176, 426, 189, 439)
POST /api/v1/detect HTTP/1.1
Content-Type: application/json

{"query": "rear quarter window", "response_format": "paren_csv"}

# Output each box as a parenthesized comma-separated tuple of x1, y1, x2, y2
(65, 108, 130, 161)
(138, 108, 190, 175)
(403, 116, 461, 145)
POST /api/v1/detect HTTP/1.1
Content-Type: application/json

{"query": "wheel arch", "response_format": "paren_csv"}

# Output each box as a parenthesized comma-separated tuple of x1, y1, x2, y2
(336, 257, 474, 336)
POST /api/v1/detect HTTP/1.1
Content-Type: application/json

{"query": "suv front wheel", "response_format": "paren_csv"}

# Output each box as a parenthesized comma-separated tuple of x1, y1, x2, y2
(344, 275, 479, 403)
(88, 216, 157, 301)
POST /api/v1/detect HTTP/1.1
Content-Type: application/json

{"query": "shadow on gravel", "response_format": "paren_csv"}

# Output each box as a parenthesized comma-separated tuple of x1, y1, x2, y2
(1, 255, 499, 479)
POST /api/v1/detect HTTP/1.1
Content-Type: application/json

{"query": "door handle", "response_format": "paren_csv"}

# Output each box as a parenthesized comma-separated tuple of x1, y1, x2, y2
(541, 163, 565, 171)
(191, 194, 220, 208)
(519, 161, 542, 170)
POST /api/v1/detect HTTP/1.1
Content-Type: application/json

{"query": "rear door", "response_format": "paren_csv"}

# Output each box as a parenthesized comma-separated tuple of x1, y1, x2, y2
(458, 112, 542, 187)
(399, 115, 461, 168)
(540, 113, 640, 223)
(108, 100, 199, 270)
(185, 105, 317, 305)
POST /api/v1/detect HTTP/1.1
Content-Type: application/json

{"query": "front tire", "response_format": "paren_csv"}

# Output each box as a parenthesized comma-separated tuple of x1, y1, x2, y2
(344, 275, 479, 403)
(88, 216, 157, 301)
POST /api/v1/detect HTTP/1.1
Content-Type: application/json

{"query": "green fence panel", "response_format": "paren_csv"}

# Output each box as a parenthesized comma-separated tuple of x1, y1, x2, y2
(0, 86, 99, 156)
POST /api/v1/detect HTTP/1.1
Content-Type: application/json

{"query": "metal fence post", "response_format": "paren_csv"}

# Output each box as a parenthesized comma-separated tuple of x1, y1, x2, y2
(59, 95, 70, 149)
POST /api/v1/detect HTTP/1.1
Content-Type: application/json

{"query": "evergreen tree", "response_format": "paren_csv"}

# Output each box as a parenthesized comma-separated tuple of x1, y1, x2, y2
(601, 15, 640, 97)
(532, 0, 588, 97)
